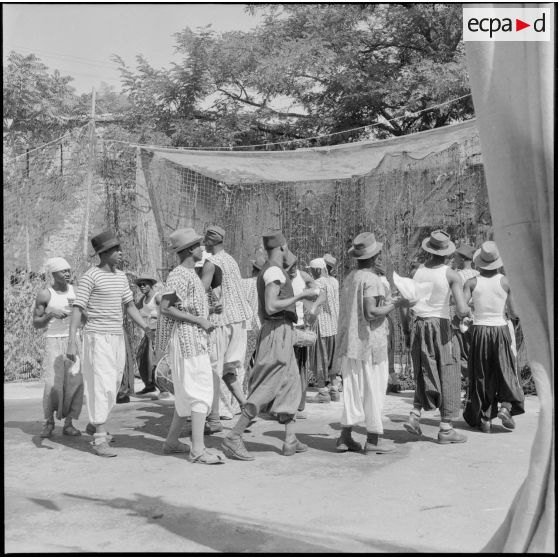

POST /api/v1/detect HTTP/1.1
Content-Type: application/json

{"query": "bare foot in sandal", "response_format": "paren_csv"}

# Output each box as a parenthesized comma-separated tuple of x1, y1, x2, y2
(189, 449, 225, 465)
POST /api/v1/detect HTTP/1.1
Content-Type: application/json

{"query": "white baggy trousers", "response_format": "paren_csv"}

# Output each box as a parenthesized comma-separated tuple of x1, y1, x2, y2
(340, 355, 389, 434)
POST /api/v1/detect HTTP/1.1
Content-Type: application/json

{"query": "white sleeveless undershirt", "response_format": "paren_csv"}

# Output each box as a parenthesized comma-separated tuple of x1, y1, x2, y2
(413, 265, 451, 319)
(472, 274, 508, 326)
(139, 293, 159, 327)
(45, 285, 75, 338)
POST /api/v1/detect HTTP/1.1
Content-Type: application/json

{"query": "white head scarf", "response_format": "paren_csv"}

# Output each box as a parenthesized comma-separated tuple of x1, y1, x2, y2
(309, 257, 326, 269)
(45, 257, 71, 274)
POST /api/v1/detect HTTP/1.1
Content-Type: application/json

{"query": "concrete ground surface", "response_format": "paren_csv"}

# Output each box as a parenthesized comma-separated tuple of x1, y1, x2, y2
(4, 380, 539, 554)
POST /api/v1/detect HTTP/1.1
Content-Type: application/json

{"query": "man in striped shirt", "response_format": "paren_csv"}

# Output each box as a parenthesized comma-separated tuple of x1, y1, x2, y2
(66, 231, 153, 457)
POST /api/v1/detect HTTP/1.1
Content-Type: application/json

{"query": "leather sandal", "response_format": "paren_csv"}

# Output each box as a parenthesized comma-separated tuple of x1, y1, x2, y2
(40, 421, 55, 438)
(282, 439, 309, 456)
(188, 449, 225, 465)
(221, 436, 255, 461)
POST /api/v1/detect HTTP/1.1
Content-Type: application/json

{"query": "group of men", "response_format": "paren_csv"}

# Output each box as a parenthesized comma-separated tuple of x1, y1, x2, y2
(35, 223, 525, 460)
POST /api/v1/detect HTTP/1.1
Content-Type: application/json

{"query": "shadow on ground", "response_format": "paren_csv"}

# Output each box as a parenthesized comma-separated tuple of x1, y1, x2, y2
(62, 491, 433, 553)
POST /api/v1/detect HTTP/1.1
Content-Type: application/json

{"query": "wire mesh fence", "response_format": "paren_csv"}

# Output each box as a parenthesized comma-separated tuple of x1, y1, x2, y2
(3, 126, 533, 392)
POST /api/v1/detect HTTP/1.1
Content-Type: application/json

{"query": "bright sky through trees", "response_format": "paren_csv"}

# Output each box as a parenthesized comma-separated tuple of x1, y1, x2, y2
(3, 3, 261, 94)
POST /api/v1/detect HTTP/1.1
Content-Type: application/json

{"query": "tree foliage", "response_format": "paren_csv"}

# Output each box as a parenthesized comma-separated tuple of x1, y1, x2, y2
(3, 51, 78, 149)
(168, 4, 473, 145)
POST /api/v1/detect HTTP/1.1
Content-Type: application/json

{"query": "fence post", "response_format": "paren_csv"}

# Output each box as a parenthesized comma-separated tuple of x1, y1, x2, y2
(82, 87, 96, 258)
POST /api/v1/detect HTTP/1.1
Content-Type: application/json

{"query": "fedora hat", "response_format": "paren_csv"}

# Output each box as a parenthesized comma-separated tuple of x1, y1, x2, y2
(421, 230, 455, 256)
(91, 230, 120, 255)
(323, 253, 337, 268)
(456, 244, 476, 260)
(134, 274, 158, 286)
(348, 232, 383, 260)
(473, 241, 503, 270)
(169, 228, 203, 253)
(262, 231, 287, 250)
(251, 254, 267, 271)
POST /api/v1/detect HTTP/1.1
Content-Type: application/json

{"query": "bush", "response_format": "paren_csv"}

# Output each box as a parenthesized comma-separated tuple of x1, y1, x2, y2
(4, 274, 46, 381)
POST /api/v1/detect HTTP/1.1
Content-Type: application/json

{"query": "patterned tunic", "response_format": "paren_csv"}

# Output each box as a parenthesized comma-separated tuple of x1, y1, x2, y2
(208, 251, 252, 327)
(156, 266, 209, 359)
(242, 277, 261, 332)
(316, 275, 339, 337)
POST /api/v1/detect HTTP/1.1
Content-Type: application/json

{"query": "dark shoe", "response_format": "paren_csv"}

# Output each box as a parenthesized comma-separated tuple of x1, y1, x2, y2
(282, 439, 309, 456)
(91, 440, 117, 457)
(40, 421, 55, 438)
(437, 428, 467, 444)
(62, 425, 82, 436)
(336, 434, 362, 452)
(365, 438, 396, 454)
(221, 437, 255, 461)
(136, 386, 157, 396)
(479, 419, 492, 433)
(205, 421, 223, 434)
(162, 441, 190, 454)
(85, 423, 114, 443)
(116, 395, 130, 404)
(498, 407, 516, 430)
(403, 413, 422, 436)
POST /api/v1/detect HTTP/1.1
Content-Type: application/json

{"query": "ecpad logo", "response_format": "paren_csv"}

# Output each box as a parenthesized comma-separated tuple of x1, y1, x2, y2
(463, 7, 551, 42)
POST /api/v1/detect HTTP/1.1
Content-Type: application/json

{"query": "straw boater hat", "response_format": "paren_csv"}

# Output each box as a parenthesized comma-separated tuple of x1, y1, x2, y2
(421, 230, 455, 256)
(169, 228, 203, 252)
(455, 244, 476, 260)
(323, 253, 337, 268)
(348, 232, 383, 259)
(473, 241, 503, 270)
(134, 274, 158, 286)
(91, 231, 120, 255)
(251, 254, 267, 271)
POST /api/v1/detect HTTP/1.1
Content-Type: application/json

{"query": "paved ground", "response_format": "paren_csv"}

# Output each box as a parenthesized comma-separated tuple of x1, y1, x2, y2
(4, 381, 538, 553)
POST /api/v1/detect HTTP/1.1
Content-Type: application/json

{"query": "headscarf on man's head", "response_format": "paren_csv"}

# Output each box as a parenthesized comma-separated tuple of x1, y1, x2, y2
(45, 257, 71, 274)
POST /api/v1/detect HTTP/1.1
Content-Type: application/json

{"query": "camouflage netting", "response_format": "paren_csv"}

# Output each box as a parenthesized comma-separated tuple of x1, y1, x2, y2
(2, 120, 533, 388)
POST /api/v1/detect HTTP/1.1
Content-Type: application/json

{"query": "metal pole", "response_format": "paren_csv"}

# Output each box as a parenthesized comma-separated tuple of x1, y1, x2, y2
(82, 87, 96, 258)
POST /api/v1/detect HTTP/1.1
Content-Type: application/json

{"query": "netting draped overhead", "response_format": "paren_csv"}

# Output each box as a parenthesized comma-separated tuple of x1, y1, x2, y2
(136, 118, 487, 281)
(143, 119, 478, 184)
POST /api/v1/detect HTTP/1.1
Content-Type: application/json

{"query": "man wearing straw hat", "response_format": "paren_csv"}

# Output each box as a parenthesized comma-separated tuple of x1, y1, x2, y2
(156, 228, 224, 464)
(66, 231, 154, 457)
(33, 257, 83, 438)
(201, 225, 253, 432)
(335, 232, 407, 454)
(462, 241, 524, 432)
(222, 231, 318, 460)
(401, 230, 472, 444)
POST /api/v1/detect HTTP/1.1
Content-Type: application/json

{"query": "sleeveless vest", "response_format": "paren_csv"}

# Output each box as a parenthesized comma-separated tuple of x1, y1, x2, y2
(257, 261, 297, 324)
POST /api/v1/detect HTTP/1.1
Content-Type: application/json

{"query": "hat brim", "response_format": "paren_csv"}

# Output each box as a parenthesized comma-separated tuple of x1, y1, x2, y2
(422, 237, 455, 256)
(135, 276, 157, 285)
(473, 249, 503, 270)
(95, 239, 121, 254)
(348, 242, 383, 259)
(173, 235, 204, 253)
